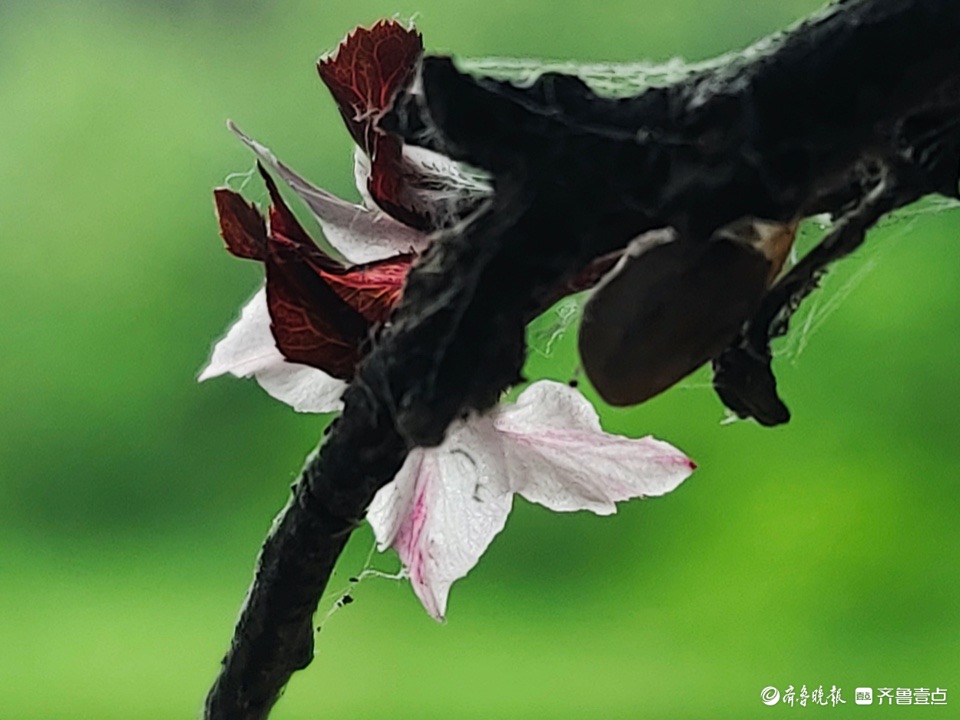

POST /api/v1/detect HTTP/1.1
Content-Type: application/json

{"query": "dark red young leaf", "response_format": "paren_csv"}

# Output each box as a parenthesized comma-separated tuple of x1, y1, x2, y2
(264, 237, 369, 379)
(317, 20, 423, 154)
(214, 189, 268, 260)
(256, 163, 412, 323)
(213, 167, 414, 378)
(321, 255, 412, 324)
(246, 175, 370, 378)
(318, 21, 433, 231)
(256, 163, 345, 275)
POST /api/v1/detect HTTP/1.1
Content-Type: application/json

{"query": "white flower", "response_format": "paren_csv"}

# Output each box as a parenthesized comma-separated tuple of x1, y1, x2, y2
(366, 380, 694, 620)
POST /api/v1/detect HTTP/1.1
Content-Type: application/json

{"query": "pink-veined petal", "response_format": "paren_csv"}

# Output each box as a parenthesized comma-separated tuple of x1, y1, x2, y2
(367, 380, 694, 620)
(199, 288, 346, 413)
(494, 381, 695, 514)
(228, 121, 429, 264)
(367, 416, 513, 621)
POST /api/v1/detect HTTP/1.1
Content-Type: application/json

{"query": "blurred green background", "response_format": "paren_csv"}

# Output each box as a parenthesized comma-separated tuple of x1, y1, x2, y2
(2, 0, 958, 718)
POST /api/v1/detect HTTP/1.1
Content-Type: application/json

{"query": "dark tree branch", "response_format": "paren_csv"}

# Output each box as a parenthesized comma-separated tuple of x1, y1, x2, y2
(204, 1, 960, 717)
(713, 163, 925, 424)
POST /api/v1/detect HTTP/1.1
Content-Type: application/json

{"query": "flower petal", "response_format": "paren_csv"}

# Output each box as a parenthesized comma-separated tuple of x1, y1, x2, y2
(367, 415, 513, 621)
(493, 381, 695, 514)
(368, 381, 694, 619)
(353, 144, 492, 231)
(199, 288, 346, 413)
(228, 121, 428, 264)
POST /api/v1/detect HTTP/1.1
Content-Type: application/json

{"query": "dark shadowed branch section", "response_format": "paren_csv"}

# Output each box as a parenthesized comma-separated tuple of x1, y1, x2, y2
(204, 1, 960, 717)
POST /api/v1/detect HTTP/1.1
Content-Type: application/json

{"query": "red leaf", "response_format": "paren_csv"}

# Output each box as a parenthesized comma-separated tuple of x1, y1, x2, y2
(256, 163, 346, 275)
(318, 21, 433, 231)
(321, 253, 413, 324)
(255, 162, 411, 322)
(216, 166, 413, 378)
(214, 189, 268, 260)
(265, 238, 369, 379)
(317, 21, 423, 154)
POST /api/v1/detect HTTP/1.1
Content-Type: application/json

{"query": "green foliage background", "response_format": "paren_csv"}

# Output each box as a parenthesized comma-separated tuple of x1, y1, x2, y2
(1, 1, 957, 717)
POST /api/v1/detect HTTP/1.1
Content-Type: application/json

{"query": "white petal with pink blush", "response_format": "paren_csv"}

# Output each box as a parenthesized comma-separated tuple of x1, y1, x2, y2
(367, 380, 695, 621)
(199, 288, 347, 413)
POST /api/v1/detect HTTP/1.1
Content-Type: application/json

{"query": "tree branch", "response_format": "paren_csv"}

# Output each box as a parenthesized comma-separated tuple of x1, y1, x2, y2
(204, 1, 960, 717)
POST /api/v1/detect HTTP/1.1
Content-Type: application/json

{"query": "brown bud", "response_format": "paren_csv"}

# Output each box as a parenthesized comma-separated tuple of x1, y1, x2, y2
(579, 222, 796, 406)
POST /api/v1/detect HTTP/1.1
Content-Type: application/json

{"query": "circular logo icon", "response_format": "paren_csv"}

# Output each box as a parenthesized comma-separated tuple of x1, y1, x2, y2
(761, 687, 781, 705)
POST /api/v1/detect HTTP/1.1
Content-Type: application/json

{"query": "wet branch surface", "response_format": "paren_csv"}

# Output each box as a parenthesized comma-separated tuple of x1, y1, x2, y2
(204, 1, 960, 717)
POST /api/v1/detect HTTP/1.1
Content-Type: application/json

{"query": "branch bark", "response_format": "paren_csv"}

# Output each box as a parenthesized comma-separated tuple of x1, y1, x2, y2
(204, 1, 960, 717)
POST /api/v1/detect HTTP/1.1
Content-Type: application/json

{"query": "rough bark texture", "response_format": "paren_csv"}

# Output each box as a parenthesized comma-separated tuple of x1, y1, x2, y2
(204, 1, 960, 717)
